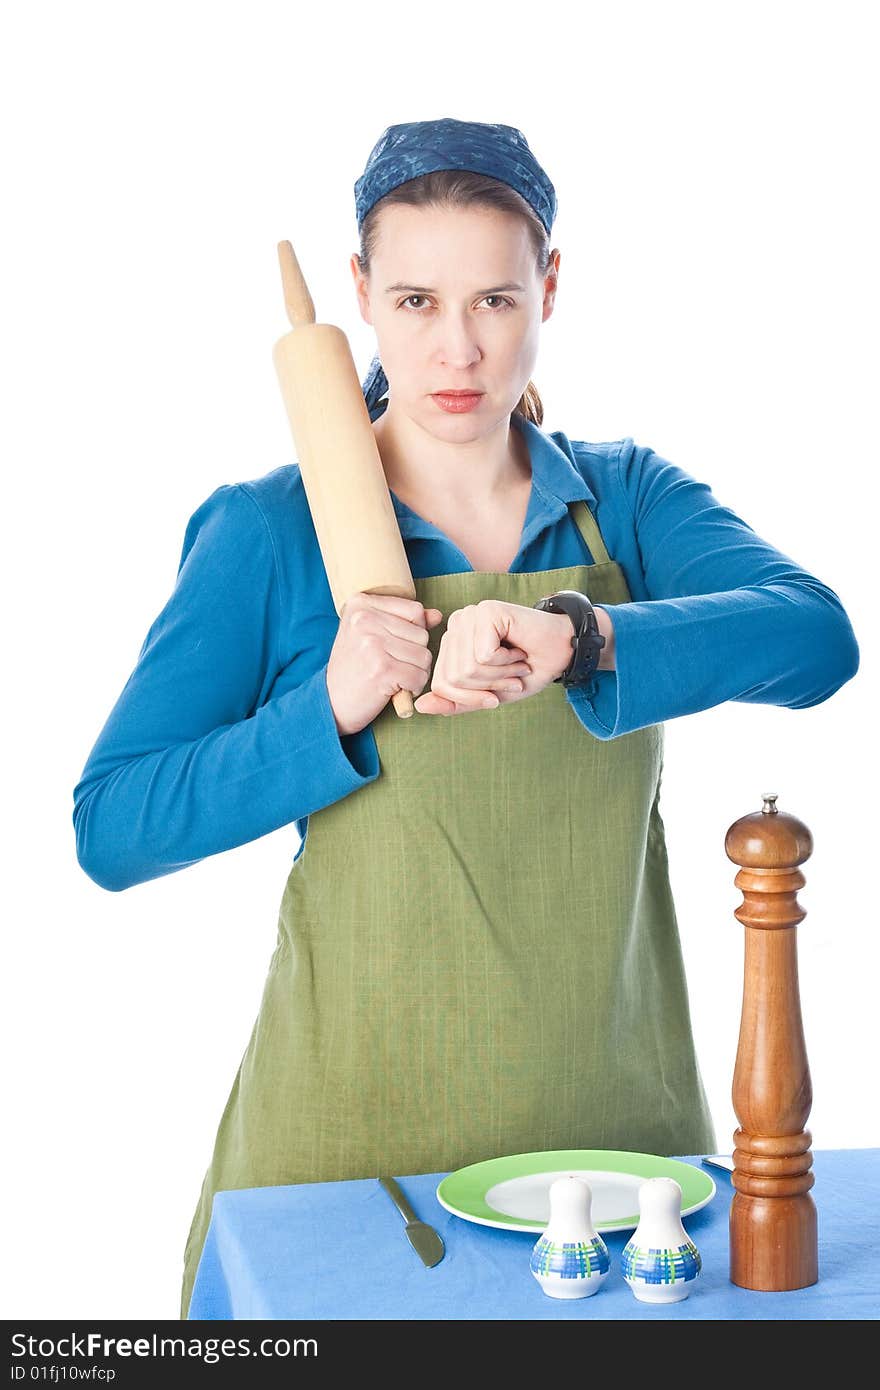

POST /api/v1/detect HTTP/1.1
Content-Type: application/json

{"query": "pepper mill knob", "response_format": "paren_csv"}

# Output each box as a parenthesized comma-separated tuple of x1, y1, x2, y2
(725, 794, 818, 1291)
(726, 793, 813, 884)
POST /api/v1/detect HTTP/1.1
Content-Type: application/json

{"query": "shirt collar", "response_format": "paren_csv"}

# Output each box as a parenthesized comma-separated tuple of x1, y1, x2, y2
(385, 410, 597, 550)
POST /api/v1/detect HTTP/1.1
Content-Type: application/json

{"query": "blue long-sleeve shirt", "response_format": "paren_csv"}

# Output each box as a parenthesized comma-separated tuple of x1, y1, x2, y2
(72, 414, 859, 892)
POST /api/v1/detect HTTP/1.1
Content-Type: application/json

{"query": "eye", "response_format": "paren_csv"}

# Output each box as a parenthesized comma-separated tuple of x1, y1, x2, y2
(398, 294, 515, 312)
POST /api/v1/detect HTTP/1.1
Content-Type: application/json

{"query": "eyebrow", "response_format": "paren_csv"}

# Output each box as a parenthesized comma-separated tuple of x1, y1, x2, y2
(384, 281, 527, 294)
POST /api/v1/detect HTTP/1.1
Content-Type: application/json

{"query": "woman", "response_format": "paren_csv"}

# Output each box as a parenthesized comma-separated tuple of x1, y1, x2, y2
(72, 118, 859, 1320)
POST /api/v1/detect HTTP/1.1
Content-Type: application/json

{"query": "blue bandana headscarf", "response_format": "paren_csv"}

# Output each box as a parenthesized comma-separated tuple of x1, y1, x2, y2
(354, 117, 557, 421)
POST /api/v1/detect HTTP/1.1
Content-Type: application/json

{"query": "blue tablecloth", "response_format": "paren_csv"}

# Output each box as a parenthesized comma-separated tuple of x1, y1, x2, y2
(188, 1149, 879, 1320)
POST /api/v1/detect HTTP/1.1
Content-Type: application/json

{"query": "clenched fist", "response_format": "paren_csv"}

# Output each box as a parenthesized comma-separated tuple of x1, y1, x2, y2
(413, 598, 615, 716)
(325, 593, 444, 736)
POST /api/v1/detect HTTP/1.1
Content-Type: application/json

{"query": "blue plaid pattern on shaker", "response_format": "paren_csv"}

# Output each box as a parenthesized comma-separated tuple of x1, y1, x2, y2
(530, 1234, 611, 1279)
(621, 1239, 702, 1285)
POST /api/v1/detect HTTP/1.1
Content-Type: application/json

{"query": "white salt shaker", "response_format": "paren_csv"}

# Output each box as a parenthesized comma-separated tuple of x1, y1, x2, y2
(621, 1176, 702, 1303)
(529, 1175, 610, 1299)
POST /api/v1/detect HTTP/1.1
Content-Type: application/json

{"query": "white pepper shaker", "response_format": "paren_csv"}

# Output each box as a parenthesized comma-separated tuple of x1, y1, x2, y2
(529, 1175, 610, 1299)
(621, 1176, 702, 1303)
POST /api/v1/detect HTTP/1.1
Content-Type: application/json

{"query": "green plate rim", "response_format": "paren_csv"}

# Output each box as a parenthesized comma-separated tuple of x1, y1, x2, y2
(435, 1149, 716, 1232)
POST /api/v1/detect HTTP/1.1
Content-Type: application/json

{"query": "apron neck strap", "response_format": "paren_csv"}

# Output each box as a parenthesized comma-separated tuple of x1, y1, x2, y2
(570, 499, 611, 565)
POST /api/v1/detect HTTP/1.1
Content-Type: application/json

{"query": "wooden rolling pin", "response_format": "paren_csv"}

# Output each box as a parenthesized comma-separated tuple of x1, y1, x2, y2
(725, 793, 818, 1291)
(272, 240, 417, 718)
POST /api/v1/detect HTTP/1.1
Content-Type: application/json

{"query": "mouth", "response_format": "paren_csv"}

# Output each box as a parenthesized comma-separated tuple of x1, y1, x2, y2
(431, 390, 485, 413)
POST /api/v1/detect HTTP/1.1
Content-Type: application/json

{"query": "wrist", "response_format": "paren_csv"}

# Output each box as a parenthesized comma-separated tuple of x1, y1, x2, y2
(550, 612, 577, 680)
(544, 598, 616, 681)
(593, 606, 616, 671)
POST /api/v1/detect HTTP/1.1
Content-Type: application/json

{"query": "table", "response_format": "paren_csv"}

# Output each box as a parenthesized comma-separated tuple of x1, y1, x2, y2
(187, 1149, 878, 1320)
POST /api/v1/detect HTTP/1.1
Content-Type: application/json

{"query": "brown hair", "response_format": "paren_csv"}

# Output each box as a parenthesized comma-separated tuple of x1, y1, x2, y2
(357, 169, 551, 426)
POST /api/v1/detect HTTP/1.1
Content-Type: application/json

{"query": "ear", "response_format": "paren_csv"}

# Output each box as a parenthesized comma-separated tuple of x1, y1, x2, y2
(350, 253, 373, 326)
(542, 248, 561, 320)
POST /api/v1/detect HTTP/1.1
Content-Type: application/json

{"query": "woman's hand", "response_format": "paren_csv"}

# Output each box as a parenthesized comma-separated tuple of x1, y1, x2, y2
(413, 600, 591, 716)
(326, 594, 446, 735)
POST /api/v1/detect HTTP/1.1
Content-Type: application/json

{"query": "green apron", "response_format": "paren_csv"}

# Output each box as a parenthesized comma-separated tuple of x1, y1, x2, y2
(180, 497, 716, 1318)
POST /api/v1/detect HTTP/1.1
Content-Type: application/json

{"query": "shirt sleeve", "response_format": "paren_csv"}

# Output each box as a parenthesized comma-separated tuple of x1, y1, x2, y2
(72, 482, 380, 892)
(566, 440, 860, 740)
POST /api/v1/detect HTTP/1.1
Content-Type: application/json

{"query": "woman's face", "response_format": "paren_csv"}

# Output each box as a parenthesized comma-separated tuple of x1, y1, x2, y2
(352, 204, 559, 433)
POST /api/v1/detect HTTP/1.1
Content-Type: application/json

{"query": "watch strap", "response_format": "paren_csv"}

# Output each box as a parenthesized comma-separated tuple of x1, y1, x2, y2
(532, 589, 605, 687)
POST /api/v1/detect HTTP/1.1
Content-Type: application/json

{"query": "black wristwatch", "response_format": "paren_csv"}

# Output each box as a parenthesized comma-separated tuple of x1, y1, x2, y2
(532, 589, 605, 688)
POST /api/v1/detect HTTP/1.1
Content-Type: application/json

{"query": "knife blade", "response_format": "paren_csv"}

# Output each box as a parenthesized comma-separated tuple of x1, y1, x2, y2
(378, 1176, 445, 1267)
(701, 1153, 735, 1172)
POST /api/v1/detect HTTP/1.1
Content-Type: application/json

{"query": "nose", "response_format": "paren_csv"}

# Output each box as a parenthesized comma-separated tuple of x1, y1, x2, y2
(428, 308, 483, 364)
(435, 327, 483, 371)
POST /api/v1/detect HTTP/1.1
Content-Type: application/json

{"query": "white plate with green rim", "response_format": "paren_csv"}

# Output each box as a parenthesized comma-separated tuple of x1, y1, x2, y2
(436, 1149, 716, 1233)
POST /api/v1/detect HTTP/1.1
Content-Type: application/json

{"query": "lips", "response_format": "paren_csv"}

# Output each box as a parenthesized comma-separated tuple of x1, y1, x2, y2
(431, 390, 484, 414)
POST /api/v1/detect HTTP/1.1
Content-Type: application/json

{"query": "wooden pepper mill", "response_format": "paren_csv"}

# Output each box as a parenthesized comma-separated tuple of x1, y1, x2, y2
(725, 793, 818, 1291)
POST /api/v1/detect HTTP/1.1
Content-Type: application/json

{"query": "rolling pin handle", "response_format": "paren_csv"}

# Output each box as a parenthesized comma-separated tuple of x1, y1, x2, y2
(277, 240, 316, 327)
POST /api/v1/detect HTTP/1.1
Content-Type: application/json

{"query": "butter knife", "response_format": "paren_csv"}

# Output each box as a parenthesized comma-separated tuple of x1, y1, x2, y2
(378, 1176, 445, 1267)
(701, 1153, 735, 1172)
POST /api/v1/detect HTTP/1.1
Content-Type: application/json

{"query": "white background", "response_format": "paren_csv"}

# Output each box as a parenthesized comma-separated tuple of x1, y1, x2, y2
(2, 0, 876, 1319)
